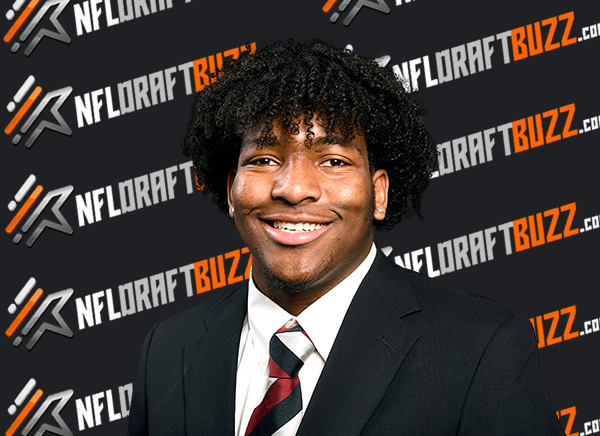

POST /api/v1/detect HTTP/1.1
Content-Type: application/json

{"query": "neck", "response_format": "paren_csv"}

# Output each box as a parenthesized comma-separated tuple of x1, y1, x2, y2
(252, 242, 373, 316)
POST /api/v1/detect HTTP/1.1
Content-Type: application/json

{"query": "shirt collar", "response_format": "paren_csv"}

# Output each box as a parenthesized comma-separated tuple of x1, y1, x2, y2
(247, 243, 378, 374)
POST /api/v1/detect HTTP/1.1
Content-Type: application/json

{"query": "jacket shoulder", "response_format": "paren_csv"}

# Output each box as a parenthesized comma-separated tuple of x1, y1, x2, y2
(148, 284, 247, 351)
(406, 267, 515, 322)
(374, 254, 527, 340)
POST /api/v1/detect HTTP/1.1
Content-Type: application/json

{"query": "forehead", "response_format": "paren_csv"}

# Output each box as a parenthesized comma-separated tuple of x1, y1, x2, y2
(240, 122, 366, 154)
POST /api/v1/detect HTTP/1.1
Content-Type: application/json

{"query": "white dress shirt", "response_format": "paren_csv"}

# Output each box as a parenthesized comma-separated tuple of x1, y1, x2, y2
(234, 243, 378, 436)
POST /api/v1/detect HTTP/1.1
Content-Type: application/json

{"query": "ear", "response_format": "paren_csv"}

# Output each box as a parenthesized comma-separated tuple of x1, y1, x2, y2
(227, 169, 237, 218)
(372, 168, 389, 221)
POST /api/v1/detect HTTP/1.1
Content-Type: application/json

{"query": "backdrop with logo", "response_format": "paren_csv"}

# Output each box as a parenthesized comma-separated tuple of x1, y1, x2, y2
(2, 0, 599, 434)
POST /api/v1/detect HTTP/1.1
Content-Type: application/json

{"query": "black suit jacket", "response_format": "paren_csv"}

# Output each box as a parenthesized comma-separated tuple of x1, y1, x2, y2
(127, 252, 564, 435)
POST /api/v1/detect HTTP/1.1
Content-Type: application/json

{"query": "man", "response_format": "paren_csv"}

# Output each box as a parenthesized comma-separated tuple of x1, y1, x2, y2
(127, 41, 564, 435)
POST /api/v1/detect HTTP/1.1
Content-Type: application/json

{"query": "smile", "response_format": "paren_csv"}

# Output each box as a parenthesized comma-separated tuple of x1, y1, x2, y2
(262, 220, 331, 245)
(272, 221, 328, 232)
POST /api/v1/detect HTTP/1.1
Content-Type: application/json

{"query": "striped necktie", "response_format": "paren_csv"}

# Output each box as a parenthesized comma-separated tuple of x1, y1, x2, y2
(244, 320, 315, 436)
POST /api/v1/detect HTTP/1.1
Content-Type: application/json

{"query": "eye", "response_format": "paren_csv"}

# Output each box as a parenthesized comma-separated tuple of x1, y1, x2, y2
(249, 158, 276, 166)
(322, 158, 347, 167)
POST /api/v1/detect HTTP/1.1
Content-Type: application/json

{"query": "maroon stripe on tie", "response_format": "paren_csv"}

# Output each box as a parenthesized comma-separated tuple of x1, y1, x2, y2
(269, 356, 290, 378)
(244, 377, 299, 435)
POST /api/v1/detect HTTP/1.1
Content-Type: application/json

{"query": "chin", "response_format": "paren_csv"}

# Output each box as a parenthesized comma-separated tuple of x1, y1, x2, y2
(261, 265, 322, 296)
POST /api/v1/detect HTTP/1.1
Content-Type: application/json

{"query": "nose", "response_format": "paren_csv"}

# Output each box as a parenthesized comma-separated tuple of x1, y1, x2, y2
(271, 157, 322, 205)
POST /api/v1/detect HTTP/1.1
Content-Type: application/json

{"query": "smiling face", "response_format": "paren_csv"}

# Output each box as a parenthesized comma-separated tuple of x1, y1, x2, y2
(227, 119, 389, 314)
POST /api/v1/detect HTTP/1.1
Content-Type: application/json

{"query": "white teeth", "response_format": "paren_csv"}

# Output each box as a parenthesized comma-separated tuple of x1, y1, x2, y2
(272, 221, 327, 232)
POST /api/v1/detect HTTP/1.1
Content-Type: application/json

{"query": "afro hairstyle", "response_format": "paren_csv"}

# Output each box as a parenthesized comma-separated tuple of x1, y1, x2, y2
(182, 40, 437, 230)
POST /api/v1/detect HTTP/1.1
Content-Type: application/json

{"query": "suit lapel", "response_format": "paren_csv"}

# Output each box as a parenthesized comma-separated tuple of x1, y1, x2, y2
(183, 286, 248, 436)
(297, 253, 421, 436)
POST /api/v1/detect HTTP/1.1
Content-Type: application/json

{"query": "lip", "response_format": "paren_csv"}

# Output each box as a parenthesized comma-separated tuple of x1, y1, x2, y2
(259, 214, 332, 225)
(262, 220, 332, 246)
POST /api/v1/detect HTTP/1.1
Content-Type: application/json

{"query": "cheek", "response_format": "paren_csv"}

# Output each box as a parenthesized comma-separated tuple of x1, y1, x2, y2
(328, 177, 373, 211)
(232, 173, 270, 212)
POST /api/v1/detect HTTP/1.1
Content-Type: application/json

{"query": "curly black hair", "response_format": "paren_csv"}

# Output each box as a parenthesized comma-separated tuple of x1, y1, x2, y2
(182, 40, 436, 230)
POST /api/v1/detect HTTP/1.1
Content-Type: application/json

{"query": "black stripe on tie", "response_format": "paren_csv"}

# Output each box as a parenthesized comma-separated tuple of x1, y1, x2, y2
(270, 335, 304, 378)
(247, 380, 302, 436)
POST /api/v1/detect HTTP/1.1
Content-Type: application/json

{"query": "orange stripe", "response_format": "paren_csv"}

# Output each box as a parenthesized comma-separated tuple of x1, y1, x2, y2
(5, 185, 43, 235)
(4, 87, 42, 136)
(5, 389, 43, 436)
(322, 0, 339, 13)
(3, 0, 42, 43)
(5, 289, 43, 337)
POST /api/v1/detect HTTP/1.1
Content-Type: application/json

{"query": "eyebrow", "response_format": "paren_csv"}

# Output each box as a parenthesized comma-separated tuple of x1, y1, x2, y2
(243, 135, 364, 153)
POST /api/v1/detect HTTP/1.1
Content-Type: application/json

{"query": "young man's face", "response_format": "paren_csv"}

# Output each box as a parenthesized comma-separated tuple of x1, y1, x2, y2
(227, 119, 388, 306)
